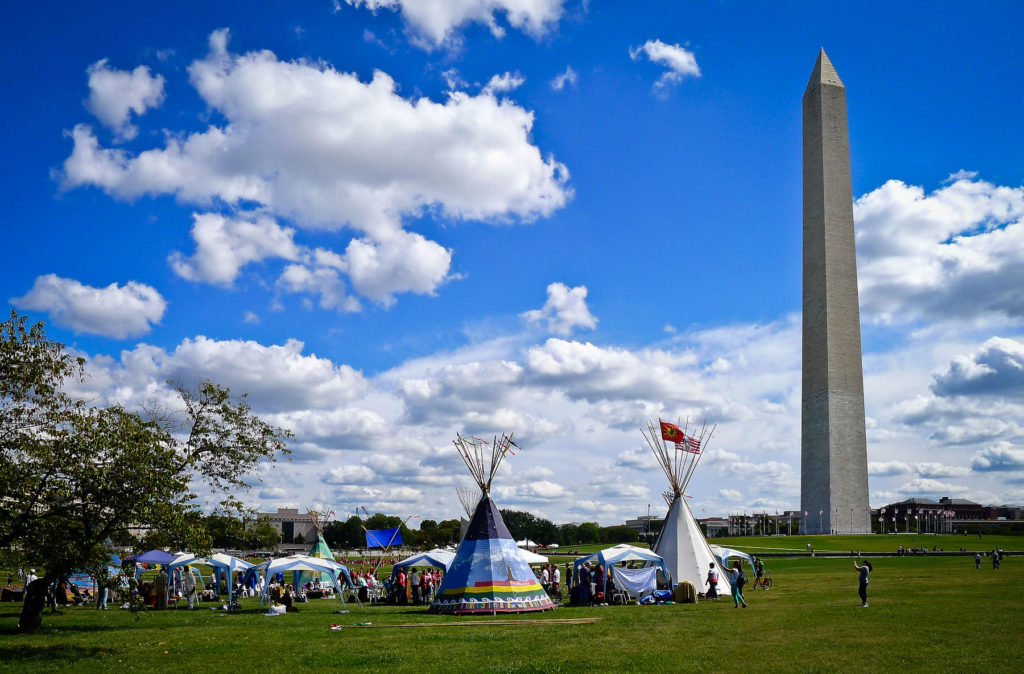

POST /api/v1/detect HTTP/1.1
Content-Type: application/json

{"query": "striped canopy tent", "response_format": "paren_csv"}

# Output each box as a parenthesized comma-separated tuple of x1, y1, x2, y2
(573, 544, 670, 597)
(208, 553, 253, 606)
(256, 555, 354, 607)
(430, 433, 554, 615)
(298, 534, 337, 587)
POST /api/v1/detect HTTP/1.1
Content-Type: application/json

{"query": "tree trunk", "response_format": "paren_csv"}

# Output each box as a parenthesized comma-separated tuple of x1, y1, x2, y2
(18, 576, 51, 634)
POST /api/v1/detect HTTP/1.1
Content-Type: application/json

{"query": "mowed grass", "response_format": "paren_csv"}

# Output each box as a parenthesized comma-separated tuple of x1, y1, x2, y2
(1, 546, 1022, 672)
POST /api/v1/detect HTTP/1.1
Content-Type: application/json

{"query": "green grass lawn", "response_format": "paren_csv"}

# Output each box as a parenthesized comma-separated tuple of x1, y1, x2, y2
(2, 545, 1022, 672)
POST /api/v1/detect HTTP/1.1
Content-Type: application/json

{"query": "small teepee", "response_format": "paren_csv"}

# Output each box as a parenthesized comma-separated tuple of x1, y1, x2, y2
(431, 433, 554, 614)
(303, 506, 337, 584)
(642, 419, 731, 594)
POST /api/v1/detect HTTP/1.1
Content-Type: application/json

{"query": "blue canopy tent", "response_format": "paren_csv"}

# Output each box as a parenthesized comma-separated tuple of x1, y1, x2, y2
(166, 553, 209, 606)
(256, 555, 354, 608)
(574, 544, 670, 599)
(209, 553, 254, 607)
(126, 549, 177, 578)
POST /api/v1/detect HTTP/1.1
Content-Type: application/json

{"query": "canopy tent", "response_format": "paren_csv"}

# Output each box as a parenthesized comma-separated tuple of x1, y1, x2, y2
(518, 548, 549, 565)
(297, 533, 338, 587)
(128, 549, 179, 579)
(209, 553, 253, 606)
(430, 433, 554, 615)
(709, 545, 756, 574)
(573, 544, 670, 597)
(166, 553, 210, 603)
(391, 549, 456, 578)
(642, 419, 732, 596)
(256, 555, 354, 607)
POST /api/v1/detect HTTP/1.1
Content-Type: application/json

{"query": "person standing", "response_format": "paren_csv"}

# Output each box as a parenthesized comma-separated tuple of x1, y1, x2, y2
(726, 562, 748, 608)
(705, 563, 719, 599)
(735, 560, 747, 598)
(409, 569, 421, 604)
(182, 566, 197, 609)
(853, 560, 872, 607)
(155, 567, 168, 610)
(578, 563, 592, 606)
(975, 553, 981, 569)
(552, 566, 561, 597)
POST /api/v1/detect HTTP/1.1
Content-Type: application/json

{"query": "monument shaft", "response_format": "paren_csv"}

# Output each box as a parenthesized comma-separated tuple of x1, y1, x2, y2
(801, 50, 870, 535)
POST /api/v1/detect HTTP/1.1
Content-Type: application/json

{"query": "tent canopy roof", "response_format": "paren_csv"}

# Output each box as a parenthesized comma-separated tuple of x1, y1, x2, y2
(574, 544, 665, 570)
(126, 549, 176, 565)
(392, 549, 456, 575)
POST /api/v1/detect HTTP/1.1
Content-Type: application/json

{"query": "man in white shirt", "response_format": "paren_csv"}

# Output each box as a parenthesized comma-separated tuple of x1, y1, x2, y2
(25, 569, 38, 588)
(552, 567, 561, 595)
(182, 565, 197, 609)
(410, 569, 421, 604)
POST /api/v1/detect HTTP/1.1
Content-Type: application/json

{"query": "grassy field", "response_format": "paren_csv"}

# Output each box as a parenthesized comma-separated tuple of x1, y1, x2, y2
(1, 539, 1022, 672)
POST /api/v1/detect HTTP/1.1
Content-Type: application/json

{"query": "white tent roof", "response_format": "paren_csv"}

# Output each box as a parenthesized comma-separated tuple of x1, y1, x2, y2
(653, 496, 732, 593)
(709, 545, 754, 567)
(392, 549, 456, 574)
(518, 548, 549, 564)
(573, 544, 668, 575)
(209, 553, 254, 573)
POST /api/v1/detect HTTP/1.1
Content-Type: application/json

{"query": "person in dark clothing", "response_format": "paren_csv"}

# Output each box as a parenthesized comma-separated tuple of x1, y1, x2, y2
(853, 560, 872, 607)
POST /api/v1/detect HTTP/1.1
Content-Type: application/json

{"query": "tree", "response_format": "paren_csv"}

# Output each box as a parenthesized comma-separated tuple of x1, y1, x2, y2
(0, 312, 291, 633)
(323, 516, 364, 550)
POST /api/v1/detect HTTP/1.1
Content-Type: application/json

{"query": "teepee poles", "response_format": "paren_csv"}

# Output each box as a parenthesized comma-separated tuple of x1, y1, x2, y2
(453, 432, 520, 495)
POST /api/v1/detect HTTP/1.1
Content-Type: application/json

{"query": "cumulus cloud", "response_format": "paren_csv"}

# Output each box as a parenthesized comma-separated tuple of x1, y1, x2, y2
(897, 478, 969, 495)
(931, 337, 1024, 397)
(629, 39, 700, 92)
(855, 176, 1024, 324)
(277, 264, 360, 313)
(346, 0, 567, 47)
(971, 443, 1024, 472)
(85, 59, 165, 140)
(522, 282, 598, 336)
(12, 274, 165, 338)
(550, 65, 577, 91)
(482, 71, 525, 95)
(169, 212, 301, 285)
(64, 30, 570, 235)
(62, 30, 570, 307)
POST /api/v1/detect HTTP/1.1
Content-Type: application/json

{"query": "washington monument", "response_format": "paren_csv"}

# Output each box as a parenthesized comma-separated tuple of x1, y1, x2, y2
(800, 49, 870, 535)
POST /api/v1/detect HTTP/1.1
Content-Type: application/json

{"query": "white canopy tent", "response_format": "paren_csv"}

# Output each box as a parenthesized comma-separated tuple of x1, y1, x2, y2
(167, 552, 254, 607)
(709, 545, 756, 572)
(257, 555, 353, 607)
(391, 549, 456, 578)
(573, 544, 669, 597)
(518, 548, 549, 564)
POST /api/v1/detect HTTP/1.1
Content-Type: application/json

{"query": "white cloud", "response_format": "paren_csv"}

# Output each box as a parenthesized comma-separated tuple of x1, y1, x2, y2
(12, 274, 165, 338)
(971, 443, 1024, 472)
(550, 65, 577, 91)
(482, 71, 525, 95)
(629, 39, 701, 92)
(931, 337, 1024, 397)
(169, 212, 301, 285)
(855, 176, 1024, 325)
(85, 59, 165, 141)
(62, 30, 570, 307)
(277, 264, 361, 313)
(718, 489, 743, 501)
(324, 464, 377, 485)
(346, 0, 567, 47)
(897, 478, 969, 495)
(521, 282, 597, 336)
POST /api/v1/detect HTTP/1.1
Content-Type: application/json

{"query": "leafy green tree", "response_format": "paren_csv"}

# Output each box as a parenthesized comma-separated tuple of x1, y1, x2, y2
(323, 516, 364, 550)
(0, 312, 291, 633)
(577, 522, 601, 544)
(244, 517, 280, 551)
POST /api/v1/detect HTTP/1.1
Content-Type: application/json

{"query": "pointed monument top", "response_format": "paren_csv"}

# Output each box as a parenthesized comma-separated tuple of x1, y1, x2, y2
(805, 47, 844, 92)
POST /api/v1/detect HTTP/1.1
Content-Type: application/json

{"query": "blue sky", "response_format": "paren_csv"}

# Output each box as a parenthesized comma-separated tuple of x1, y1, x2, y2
(4, 1, 1024, 525)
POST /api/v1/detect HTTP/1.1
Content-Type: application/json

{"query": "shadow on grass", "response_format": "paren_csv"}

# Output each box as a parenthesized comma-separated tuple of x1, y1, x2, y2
(0, 645, 116, 666)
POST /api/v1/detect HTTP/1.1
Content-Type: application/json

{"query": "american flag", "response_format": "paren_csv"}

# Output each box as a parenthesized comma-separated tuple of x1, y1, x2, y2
(687, 435, 701, 453)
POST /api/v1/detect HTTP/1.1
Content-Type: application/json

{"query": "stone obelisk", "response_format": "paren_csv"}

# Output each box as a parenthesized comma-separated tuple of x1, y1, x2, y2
(801, 49, 870, 535)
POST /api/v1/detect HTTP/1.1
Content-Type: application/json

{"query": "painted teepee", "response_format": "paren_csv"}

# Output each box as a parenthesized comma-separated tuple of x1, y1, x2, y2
(455, 483, 480, 542)
(642, 419, 731, 595)
(303, 506, 337, 584)
(430, 433, 554, 614)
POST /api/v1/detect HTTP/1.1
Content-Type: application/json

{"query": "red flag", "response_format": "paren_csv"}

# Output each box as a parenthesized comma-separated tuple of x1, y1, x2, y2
(660, 421, 683, 443)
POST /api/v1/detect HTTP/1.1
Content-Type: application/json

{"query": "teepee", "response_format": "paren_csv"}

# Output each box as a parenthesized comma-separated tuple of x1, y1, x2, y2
(641, 419, 731, 595)
(430, 433, 554, 614)
(302, 506, 337, 584)
(456, 483, 480, 541)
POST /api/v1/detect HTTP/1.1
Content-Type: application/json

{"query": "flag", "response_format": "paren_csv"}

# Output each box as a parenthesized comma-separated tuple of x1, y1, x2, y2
(660, 421, 683, 443)
(804, 510, 809, 516)
(685, 435, 701, 453)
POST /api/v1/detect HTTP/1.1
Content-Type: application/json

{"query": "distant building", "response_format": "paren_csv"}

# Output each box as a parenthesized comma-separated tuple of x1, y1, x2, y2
(699, 517, 730, 538)
(254, 507, 317, 551)
(624, 515, 663, 535)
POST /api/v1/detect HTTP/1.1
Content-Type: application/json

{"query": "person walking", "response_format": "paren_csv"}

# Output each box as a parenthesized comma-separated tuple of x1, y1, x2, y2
(727, 562, 748, 608)
(853, 560, 872, 607)
(705, 563, 719, 599)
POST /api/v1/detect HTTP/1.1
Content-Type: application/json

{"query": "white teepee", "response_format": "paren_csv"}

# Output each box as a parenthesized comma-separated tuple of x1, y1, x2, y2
(642, 419, 732, 595)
